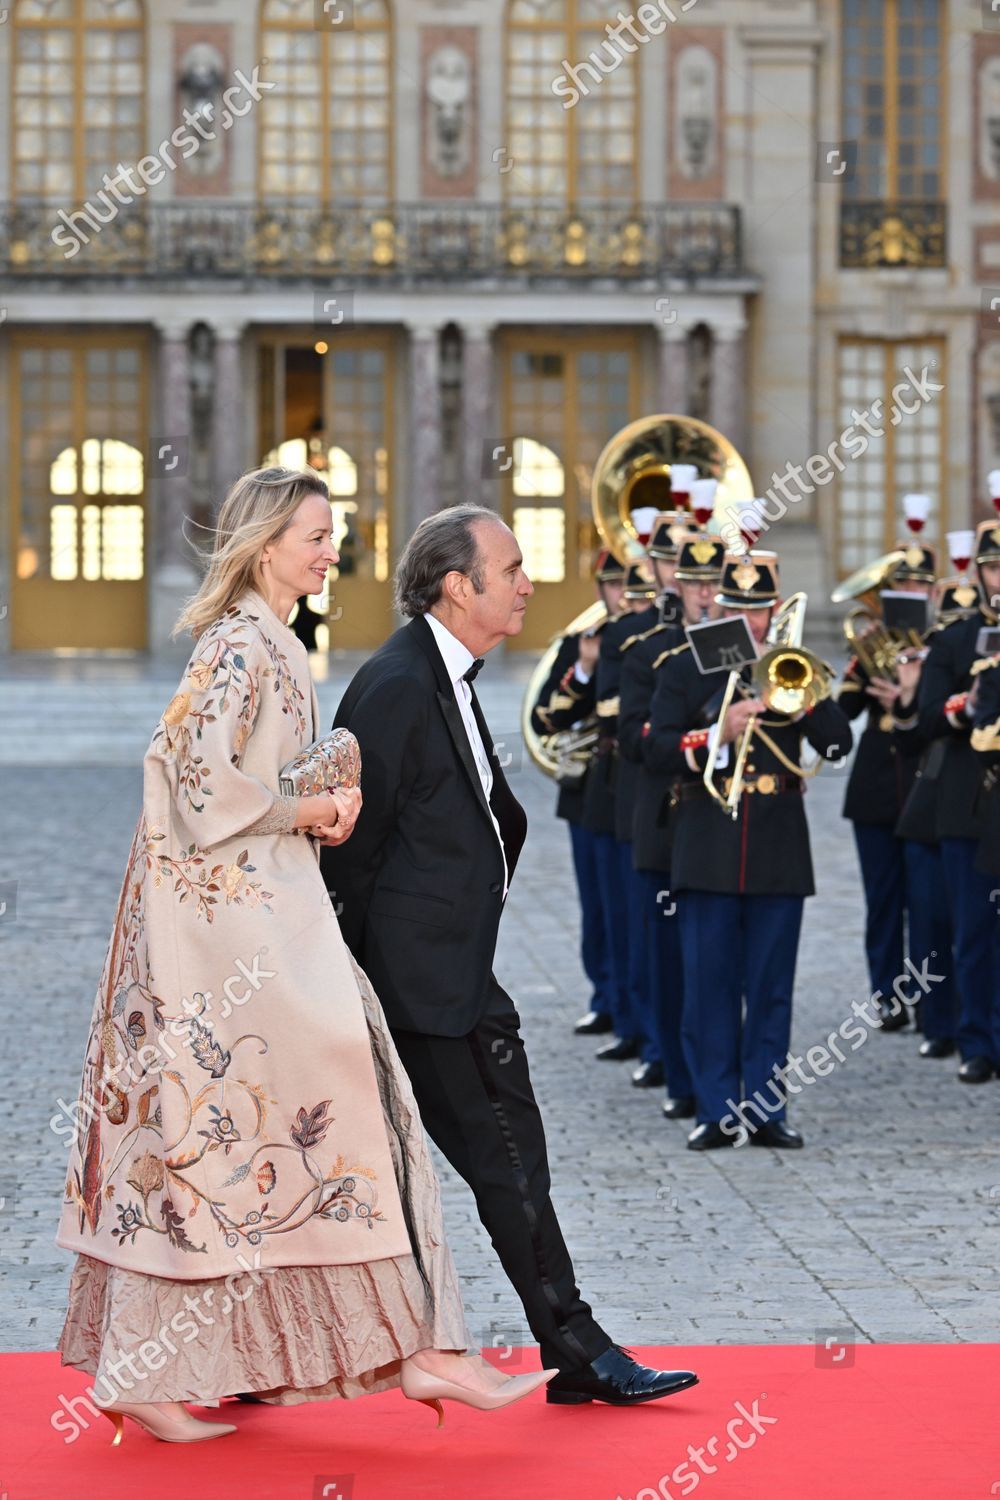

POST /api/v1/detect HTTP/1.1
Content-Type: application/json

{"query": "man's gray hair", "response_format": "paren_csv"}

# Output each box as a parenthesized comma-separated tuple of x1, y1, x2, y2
(393, 504, 505, 617)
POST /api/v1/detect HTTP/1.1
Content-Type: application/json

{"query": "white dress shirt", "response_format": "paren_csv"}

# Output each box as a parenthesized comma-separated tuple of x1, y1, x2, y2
(423, 612, 509, 897)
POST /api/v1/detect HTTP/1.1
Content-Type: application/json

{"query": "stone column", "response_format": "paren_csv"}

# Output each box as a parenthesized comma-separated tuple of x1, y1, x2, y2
(212, 322, 246, 505)
(709, 325, 747, 454)
(407, 322, 444, 527)
(460, 322, 497, 509)
(151, 319, 198, 655)
(657, 324, 692, 413)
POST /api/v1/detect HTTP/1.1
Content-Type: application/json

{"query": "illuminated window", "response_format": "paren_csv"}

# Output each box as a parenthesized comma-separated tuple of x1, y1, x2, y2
(506, 0, 638, 204)
(513, 506, 566, 584)
(260, 0, 391, 201)
(49, 500, 144, 581)
(513, 437, 564, 499)
(841, 0, 943, 200)
(12, 0, 145, 202)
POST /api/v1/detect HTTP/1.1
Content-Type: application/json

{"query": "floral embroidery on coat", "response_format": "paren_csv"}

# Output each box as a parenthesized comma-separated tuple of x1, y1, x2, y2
(59, 598, 401, 1275)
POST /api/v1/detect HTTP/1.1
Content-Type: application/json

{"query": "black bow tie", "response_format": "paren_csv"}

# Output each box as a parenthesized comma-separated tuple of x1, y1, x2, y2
(463, 658, 485, 685)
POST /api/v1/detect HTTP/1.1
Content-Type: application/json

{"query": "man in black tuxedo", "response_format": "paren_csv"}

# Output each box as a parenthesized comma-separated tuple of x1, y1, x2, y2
(322, 504, 696, 1405)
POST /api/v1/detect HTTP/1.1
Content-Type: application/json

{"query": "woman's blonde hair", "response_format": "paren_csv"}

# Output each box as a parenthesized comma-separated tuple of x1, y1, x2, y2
(173, 465, 331, 640)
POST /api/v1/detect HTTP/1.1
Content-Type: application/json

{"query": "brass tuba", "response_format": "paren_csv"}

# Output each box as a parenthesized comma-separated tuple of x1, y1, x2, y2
(521, 414, 755, 779)
(832, 551, 923, 680)
(703, 593, 834, 817)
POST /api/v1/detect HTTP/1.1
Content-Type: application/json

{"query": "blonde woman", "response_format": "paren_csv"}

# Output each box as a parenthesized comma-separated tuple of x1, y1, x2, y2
(55, 466, 556, 1444)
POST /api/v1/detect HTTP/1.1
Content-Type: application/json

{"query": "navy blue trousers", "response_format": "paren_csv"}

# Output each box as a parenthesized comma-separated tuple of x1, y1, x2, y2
(678, 891, 804, 1126)
(939, 838, 999, 1063)
(568, 821, 616, 1022)
(639, 867, 693, 1098)
(852, 823, 906, 1004)
(615, 839, 649, 1051)
(591, 831, 631, 1040)
(902, 839, 959, 1042)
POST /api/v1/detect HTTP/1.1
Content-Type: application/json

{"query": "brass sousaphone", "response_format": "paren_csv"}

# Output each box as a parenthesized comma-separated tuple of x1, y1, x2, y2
(521, 414, 754, 778)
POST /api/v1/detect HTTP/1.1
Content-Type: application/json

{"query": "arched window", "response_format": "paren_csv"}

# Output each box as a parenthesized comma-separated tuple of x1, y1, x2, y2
(260, 0, 392, 201)
(11, 0, 145, 201)
(506, 0, 638, 204)
(841, 0, 943, 201)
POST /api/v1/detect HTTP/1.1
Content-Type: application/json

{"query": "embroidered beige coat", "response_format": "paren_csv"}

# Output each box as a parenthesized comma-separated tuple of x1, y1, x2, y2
(57, 589, 411, 1279)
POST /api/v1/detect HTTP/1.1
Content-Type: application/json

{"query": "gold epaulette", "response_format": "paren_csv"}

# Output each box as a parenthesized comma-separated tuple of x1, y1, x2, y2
(651, 641, 691, 672)
(971, 655, 1000, 676)
(619, 619, 675, 654)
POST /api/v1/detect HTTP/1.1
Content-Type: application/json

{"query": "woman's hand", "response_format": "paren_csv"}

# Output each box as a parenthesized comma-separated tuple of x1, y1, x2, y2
(309, 786, 363, 847)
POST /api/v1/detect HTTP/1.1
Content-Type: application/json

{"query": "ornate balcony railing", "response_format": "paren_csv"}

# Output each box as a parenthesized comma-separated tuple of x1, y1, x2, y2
(0, 200, 745, 282)
(839, 200, 947, 270)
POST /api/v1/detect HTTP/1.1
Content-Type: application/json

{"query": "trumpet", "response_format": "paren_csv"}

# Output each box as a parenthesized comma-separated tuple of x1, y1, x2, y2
(703, 594, 833, 818)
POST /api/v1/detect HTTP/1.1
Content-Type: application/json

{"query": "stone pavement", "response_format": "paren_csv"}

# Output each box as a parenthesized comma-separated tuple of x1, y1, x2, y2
(1, 650, 998, 1361)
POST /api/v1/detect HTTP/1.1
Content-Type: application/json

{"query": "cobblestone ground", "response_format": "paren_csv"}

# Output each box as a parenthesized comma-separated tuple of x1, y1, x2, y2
(1, 651, 998, 1360)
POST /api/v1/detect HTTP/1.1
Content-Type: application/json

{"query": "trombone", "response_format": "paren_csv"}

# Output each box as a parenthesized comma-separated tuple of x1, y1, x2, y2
(702, 594, 833, 818)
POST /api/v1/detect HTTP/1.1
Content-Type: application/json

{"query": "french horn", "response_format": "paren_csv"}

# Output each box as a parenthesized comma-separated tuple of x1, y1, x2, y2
(521, 414, 755, 778)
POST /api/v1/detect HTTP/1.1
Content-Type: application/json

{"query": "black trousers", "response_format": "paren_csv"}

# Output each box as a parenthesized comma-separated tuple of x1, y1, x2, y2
(390, 980, 613, 1372)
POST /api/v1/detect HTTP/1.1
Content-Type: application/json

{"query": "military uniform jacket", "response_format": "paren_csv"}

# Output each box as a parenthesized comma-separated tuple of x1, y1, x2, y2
(529, 631, 593, 824)
(580, 610, 636, 836)
(972, 659, 1000, 875)
(618, 617, 685, 871)
(913, 612, 991, 842)
(837, 656, 916, 826)
(601, 602, 664, 841)
(644, 644, 853, 896)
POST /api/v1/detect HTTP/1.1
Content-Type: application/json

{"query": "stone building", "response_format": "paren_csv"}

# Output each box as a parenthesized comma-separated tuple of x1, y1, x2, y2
(0, 0, 994, 656)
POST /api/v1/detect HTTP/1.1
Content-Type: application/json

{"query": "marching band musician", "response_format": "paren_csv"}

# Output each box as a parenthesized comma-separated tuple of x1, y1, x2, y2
(530, 550, 624, 1038)
(892, 520, 1000, 1083)
(836, 508, 949, 1038)
(590, 546, 663, 1064)
(971, 655, 1000, 1060)
(600, 520, 689, 1086)
(644, 551, 852, 1150)
(618, 531, 724, 1117)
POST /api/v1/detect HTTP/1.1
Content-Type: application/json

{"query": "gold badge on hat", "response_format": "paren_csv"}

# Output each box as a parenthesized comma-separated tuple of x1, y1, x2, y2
(991, 525, 1000, 548)
(905, 545, 924, 570)
(954, 582, 978, 608)
(733, 558, 760, 592)
(691, 538, 718, 566)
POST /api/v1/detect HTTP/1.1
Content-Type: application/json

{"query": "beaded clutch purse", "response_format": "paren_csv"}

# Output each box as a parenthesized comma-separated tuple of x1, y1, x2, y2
(278, 728, 361, 798)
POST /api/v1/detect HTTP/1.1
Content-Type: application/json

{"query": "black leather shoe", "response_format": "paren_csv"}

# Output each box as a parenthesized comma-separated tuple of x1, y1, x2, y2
(687, 1121, 739, 1151)
(919, 1037, 956, 1059)
(631, 1060, 664, 1088)
(595, 1036, 640, 1061)
(877, 999, 910, 1031)
(958, 1056, 996, 1084)
(574, 1009, 614, 1036)
(663, 1095, 696, 1120)
(546, 1345, 698, 1406)
(749, 1120, 803, 1149)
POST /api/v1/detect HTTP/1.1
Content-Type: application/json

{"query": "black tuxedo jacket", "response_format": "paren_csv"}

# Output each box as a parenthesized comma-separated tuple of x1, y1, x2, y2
(320, 614, 528, 1036)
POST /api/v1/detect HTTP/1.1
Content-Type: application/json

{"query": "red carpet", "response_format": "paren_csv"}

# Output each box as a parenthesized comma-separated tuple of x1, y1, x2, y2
(3, 1344, 995, 1499)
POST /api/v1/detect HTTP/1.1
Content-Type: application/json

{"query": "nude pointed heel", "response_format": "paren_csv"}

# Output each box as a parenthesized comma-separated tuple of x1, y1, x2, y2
(95, 1401, 237, 1444)
(400, 1359, 559, 1425)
